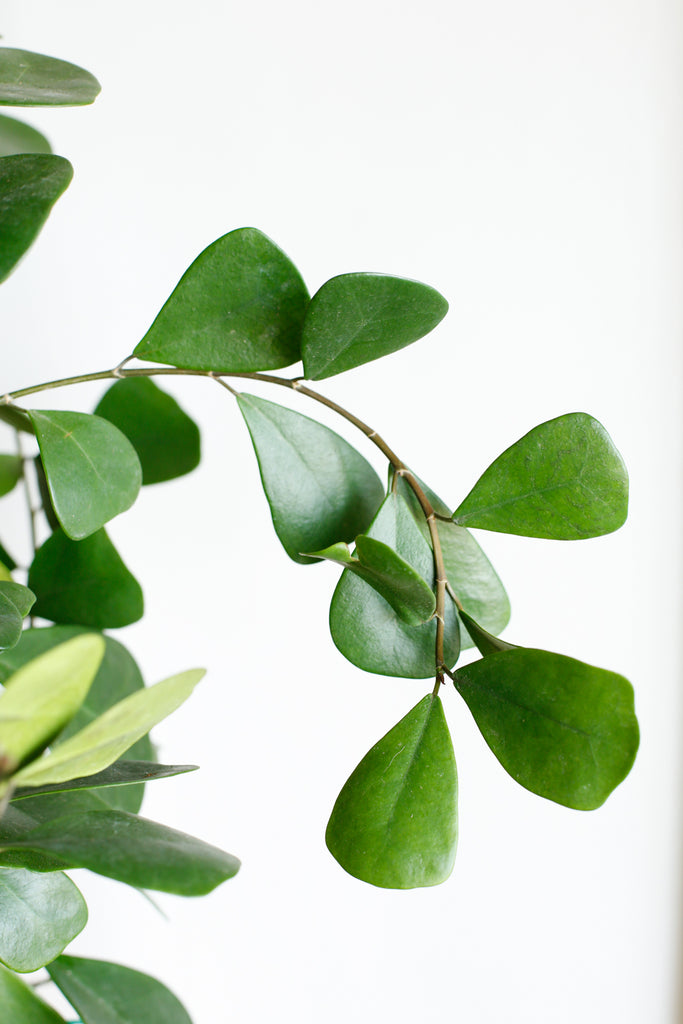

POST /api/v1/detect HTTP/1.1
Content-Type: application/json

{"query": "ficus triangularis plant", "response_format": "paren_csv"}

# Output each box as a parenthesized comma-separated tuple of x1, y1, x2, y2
(0, 45, 639, 1024)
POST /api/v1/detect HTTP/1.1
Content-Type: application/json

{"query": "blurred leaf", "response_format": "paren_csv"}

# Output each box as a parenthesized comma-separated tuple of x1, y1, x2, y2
(0, 48, 100, 106)
(29, 410, 141, 540)
(94, 377, 200, 485)
(0, 113, 51, 156)
(302, 272, 448, 379)
(0, 154, 72, 283)
(452, 647, 639, 809)
(0, 964, 66, 1022)
(0, 868, 86, 972)
(134, 227, 309, 372)
(330, 491, 460, 677)
(0, 540, 16, 571)
(13, 760, 197, 801)
(237, 393, 384, 563)
(326, 695, 457, 888)
(452, 413, 629, 539)
(28, 530, 143, 630)
(48, 955, 192, 1024)
(0, 454, 21, 497)
(0, 581, 35, 652)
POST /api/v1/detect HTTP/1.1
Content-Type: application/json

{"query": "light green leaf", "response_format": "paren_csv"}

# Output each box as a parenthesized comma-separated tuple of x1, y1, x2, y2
(2, 809, 240, 895)
(134, 227, 309, 372)
(330, 491, 460, 678)
(13, 669, 203, 788)
(237, 393, 384, 564)
(326, 695, 457, 888)
(0, 454, 21, 497)
(0, 582, 34, 652)
(0, 49, 101, 106)
(94, 377, 200, 485)
(452, 647, 639, 809)
(13, 760, 197, 801)
(452, 413, 629, 539)
(0, 964, 67, 1022)
(308, 536, 435, 625)
(28, 529, 144, 630)
(29, 410, 142, 540)
(0, 113, 51, 156)
(0, 154, 72, 283)
(48, 955, 193, 1024)
(302, 272, 448, 379)
(0, 868, 87, 972)
(0, 634, 104, 779)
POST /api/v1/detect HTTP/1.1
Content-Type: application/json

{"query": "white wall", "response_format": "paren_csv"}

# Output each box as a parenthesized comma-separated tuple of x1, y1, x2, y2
(2, 2, 682, 1021)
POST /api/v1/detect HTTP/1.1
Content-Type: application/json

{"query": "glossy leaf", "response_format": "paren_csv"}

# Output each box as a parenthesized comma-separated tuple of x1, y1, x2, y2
(3, 809, 241, 895)
(13, 669, 203, 788)
(307, 536, 435, 624)
(134, 227, 309, 372)
(238, 393, 384, 563)
(330, 491, 460, 677)
(13, 760, 197, 801)
(452, 413, 629, 539)
(452, 648, 639, 809)
(0, 634, 104, 778)
(326, 695, 457, 888)
(457, 609, 516, 656)
(0, 867, 86, 972)
(29, 409, 142, 540)
(0, 113, 51, 156)
(28, 529, 144, 629)
(0, 582, 35, 651)
(0, 48, 101, 106)
(48, 955, 192, 1024)
(302, 272, 448, 379)
(0, 802, 71, 872)
(0, 964, 66, 1022)
(0, 154, 72, 283)
(94, 377, 200, 485)
(0, 454, 21, 496)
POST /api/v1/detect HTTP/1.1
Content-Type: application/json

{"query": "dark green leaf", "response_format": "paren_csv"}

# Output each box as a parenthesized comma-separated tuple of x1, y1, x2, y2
(48, 955, 192, 1024)
(0, 454, 21, 497)
(0, 113, 51, 156)
(329, 492, 460, 677)
(452, 413, 629, 539)
(237, 393, 384, 563)
(0, 49, 100, 106)
(94, 377, 200, 485)
(0, 867, 87, 972)
(28, 530, 143, 630)
(302, 272, 448, 379)
(452, 648, 639, 809)
(3, 809, 240, 895)
(134, 227, 309, 372)
(457, 609, 516, 656)
(0, 803, 69, 872)
(0, 539, 16, 571)
(326, 695, 457, 888)
(0, 154, 72, 283)
(0, 581, 34, 652)
(29, 410, 142, 540)
(0, 964, 67, 1022)
(13, 760, 197, 801)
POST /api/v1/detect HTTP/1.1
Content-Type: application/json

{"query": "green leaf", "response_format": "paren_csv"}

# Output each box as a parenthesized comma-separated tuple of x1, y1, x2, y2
(48, 955, 192, 1024)
(2, 809, 240, 895)
(0, 454, 21, 497)
(0, 582, 34, 652)
(0, 803, 70, 872)
(329, 492, 460, 678)
(29, 410, 142, 540)
(0, 964, 67, 1022)
(0, 154, 72, 283)
(28, 530, 144, 630)
(237, 393, 384, 564)
(452, 413, 629, 539)
(0, 49, 101, 106)
(0, 113, 51, 156)
(94, 377, 200, 485)
(452, 648, 639, 809)
(457, 609, 516, 657)
(134, 227, 309, 372)
(0, 868, 87, 972)
(13, 669, 203, 788)
(301, 273, 448, 379)
(307, 536, 435, 625)
(326, 695, 457, 888)
(0, 539, 16, 571)
(13, 760, 197, 801)
(0, 634, 104, 778)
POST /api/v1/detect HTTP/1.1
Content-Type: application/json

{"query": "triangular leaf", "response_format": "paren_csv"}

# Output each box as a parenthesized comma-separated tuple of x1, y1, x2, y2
(237, 393, 384, 563)
(94, 377, 200, 485)
(302, 272, 448, 379)
(326, 695, 457, 888)
(0, 48, 101, 106)
(0, 539, 16, 571)
(0, 868, 87, 972)
(457, 609, 516, 656)
(13, 760, 197, 801)
(452, 647, 639, 809)
(29, 410, 142, 540)
(0, 154, 72, 283)
(0, 454, 21, 497)
(452, 413, 629, 539)
(28, 530, 144, 629)
(0, 964, 67, 1022)
(0, 113, 51, 156)
(134, 227, 309, 372)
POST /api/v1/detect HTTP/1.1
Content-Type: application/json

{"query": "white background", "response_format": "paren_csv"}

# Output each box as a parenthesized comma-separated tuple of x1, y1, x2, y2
(2, 2, 682, 1022)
